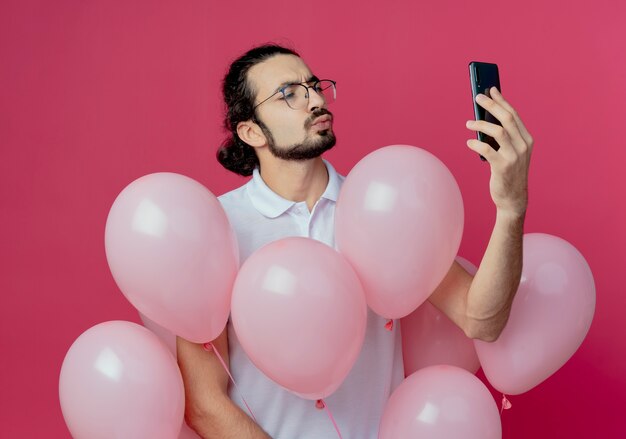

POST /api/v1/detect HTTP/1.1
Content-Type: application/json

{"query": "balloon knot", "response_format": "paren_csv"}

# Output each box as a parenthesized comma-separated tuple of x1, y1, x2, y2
(202, 342, 213, 352)
(315, 399, 326, 410)
(500, 394, 512, 414)
(384, 320, 394, 331)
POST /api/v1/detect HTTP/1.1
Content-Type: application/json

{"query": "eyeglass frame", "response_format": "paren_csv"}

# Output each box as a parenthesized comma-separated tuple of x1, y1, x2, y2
(252, 78, 337, 111)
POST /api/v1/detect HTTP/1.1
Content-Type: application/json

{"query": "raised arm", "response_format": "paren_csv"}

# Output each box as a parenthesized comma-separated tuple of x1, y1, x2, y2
(428, 86, 533, 342)
(428, 212, 524, 342)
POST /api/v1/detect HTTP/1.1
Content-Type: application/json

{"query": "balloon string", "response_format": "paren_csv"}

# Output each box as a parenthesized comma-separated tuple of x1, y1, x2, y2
(500, 394, 512, 414)
(315, 399, 343, 439)
(203, 342, 258, 424)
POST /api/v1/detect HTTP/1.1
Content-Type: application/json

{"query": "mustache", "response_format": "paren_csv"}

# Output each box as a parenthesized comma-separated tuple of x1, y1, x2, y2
(304, 108, 333, 130)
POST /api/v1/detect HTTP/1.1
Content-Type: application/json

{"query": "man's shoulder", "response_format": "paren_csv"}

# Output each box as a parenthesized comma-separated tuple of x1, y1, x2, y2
(217, 180, 250, 205)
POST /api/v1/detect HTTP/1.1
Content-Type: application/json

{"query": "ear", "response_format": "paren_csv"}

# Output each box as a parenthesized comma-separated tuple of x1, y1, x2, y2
(237, 120, 266, 148)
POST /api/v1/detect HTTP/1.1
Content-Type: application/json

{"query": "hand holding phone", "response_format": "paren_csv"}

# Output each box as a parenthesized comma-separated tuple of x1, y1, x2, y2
(469, 61, 502, 161)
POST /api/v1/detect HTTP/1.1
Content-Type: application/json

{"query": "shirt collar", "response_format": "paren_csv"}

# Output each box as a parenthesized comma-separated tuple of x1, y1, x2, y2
(246, 159, 342, 218)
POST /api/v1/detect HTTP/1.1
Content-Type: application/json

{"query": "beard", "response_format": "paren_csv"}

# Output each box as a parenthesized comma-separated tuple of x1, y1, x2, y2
(259, 109, 336, 161)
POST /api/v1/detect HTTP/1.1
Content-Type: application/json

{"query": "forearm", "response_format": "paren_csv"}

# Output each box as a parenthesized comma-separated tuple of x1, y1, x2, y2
(465, 210, 525, 341)
(188, 394, 272, 439)
(177, 332, 271, 439)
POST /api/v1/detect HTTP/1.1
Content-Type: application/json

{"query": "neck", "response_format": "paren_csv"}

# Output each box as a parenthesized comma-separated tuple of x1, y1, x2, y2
(258, 157, 328, 212)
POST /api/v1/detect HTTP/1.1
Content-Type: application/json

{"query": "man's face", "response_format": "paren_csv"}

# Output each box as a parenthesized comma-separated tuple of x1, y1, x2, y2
(248, 54, 336, 161)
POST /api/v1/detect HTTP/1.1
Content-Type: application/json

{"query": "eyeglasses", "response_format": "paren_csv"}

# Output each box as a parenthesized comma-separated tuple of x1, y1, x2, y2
(253, 79, 336, 111)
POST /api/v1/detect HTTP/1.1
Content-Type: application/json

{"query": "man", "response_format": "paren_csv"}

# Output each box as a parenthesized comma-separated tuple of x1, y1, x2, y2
(177, 44, 533, 439)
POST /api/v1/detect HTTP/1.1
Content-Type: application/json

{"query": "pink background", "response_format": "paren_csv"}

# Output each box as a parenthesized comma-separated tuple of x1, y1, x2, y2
(1, 0, 624, 437)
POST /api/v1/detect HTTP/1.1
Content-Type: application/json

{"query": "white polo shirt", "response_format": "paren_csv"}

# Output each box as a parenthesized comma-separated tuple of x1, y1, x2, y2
(218, 160, 404, 439)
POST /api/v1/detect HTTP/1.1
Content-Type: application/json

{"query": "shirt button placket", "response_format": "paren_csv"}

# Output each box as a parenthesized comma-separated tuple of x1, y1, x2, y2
(302, 207, 311, 238)
(293, 204, 309, 237)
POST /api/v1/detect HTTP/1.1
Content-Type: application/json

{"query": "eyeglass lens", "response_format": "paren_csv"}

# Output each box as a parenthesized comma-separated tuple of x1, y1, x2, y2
(282, 81, 336, 109)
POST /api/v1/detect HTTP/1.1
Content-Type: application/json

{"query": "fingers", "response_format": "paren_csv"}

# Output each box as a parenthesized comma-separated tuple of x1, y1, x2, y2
(465, 119, 517, 161)
(473, 90, 527, 155)
(487, 87, 534, 150)
(466, 138, 500, 164)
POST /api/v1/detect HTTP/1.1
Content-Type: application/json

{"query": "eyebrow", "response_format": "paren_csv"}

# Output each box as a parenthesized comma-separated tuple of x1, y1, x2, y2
(271, 75, 319, 94)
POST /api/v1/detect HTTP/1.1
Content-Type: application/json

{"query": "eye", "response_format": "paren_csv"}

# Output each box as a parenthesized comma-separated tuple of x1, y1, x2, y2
(281, 85, 300, 100)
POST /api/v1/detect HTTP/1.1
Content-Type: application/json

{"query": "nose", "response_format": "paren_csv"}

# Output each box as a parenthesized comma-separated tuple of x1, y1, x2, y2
(307, 85, 326, 112)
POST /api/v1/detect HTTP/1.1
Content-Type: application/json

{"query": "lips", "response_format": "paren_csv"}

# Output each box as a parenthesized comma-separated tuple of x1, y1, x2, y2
(311, 115, 332, 129)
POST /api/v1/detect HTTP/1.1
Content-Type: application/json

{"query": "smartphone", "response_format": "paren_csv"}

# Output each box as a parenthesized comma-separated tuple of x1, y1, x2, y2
(469, 61, 502, 161)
